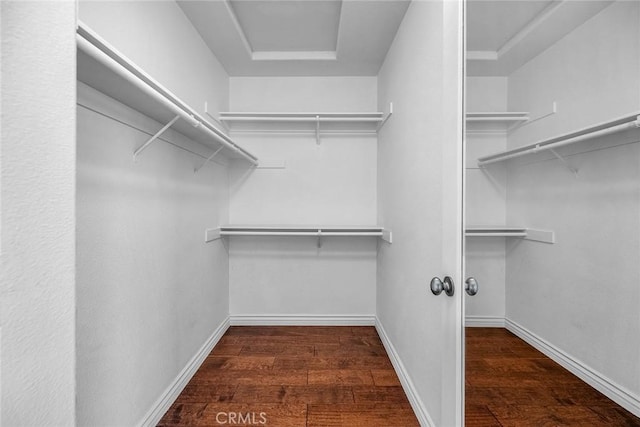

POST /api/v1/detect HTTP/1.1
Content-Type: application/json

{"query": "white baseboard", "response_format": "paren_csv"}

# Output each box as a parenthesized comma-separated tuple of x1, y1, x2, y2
(138, 317, 231, 427)
(465, 315, 505, 327)
(375, 318, 434, 427)
(506, 318, 640, 418)
(229, 314, 376, 326)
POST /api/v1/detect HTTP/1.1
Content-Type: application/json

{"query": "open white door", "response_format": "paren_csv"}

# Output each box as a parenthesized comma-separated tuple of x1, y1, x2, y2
(376, 0, 464, 426)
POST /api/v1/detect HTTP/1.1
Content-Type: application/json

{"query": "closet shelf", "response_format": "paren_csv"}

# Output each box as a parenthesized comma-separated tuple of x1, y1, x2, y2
(466, 112, 530, 133)
(466, 226, 555, 244)
(477, 113, 640, 167)
(219, 104, 393, 143)
(205, 225, 392, 247)
(76, 22, 258, 166)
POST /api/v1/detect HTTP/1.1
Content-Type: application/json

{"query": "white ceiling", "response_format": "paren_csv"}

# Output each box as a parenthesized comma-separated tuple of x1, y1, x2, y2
(179, 0, 614, 78)
(228, 0, 342, 53)
(467, 0, 614, 76)
(467, 1, 551, 51)
(178, 0, 411, 76)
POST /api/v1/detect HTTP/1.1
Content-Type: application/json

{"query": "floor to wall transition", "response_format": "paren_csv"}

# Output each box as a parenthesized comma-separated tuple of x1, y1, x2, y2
(466, 328, 640, 426)
(158, 326, 419, 426)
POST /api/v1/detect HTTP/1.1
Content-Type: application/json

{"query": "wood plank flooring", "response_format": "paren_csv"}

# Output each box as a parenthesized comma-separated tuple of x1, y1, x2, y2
(159, 326, 640, 426)
(158, 326, 419, 426)
(466, 327, 640, 426)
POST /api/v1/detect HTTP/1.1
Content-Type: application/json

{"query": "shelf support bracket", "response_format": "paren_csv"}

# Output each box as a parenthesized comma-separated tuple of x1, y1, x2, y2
(549, 148, 578, 176)
(317, 229, 322, 248)
(510, 102, 557, 132)
(204, 227, 222, 243)
(377, 102, 394, 132)
(134, 115, 180, 160)
(194, 146, 224, 173)
(315, 115, 321, 145)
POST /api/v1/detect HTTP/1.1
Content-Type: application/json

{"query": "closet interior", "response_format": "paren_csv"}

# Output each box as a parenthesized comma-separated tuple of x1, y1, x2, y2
(70, 0, 640, 425)
(75, 1, 463, 426)
(465, 0, 640, 422)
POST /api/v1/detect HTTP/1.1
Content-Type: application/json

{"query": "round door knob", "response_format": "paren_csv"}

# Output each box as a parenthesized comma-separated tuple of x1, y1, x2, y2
(465, 277, 479, 296)
(430, 276, 454, 296)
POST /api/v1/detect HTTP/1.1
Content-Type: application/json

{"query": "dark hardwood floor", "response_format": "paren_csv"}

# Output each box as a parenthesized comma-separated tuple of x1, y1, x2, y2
(466, 327, 640, 426)
(159, 326, 640, 426)
(158, 326, 419, 426)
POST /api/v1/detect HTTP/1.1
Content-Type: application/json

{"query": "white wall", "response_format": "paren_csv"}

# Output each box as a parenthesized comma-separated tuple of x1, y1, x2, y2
(377, 1, 463, 424)
(77, 2, 232, 425)
(77, 85, 230, 426)
(465, 77, 508, 322)
(0, 2, 77, 425)
(505, 0, 640, 413)
(508, 1, 640, 148)
(228, 77, 378, 318)
(79, 0, 229, 120)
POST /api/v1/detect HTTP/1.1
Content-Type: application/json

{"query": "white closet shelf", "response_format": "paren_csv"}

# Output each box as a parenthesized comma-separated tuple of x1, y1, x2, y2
(466, 112, 530, 133)
(466, 226, 554, 244)
(205, 225, 392, 246)
(218, 104, 393, 143)
(477, 113, 640, 167)
(76, 22, 258, 166)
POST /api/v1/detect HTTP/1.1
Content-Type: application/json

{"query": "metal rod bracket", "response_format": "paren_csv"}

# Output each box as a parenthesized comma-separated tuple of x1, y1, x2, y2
(133, 115, 180, 160)
(315, 116, 321, 145)
(194, 146, 224, 173)
(549, 148, 578, 176)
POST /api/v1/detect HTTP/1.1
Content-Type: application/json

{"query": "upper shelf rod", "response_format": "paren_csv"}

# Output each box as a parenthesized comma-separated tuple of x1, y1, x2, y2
(218, 104, 393, 143)
(76, 32, 200, 128)
(204, 225, 392, 244)
(477, 113, 640, 167)
(219, 116, 384, 122)
(466, 112, 530, 121)
(76, 22, 258, 166)
(219, 104, 392, 126)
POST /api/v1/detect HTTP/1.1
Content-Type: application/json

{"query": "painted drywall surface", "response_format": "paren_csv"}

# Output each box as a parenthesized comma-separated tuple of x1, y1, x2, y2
(0, 2, 76, 425)
(228, 77, 377, 225)
(76, 84, 230, 426)
(508, 1, 640, 148)
(230, 238, 376, 316)
(505, 132, 640, 399)
(506, 0, 640, 402)
(79, 0, 229, 119)
(229, 76, 378, 112)
(76, 2, 233, 423)
(377, 1, 462, 424)
(228, 77, 377, 316)
(466, 76, 507, 113)
(465, 77, 508, 320)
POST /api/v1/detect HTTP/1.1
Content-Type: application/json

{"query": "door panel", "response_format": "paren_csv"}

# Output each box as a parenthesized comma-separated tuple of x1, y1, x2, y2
(376, 0, 464, 425)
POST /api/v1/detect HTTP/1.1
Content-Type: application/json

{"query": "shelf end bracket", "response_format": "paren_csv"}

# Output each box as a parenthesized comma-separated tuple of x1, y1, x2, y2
(381, 229, 392, 244)
(316, 115, 321, 145)
(524, 228, 555, 244)
(205, 227, 222, 243)
(134, 115, 180, 161)
(377, 102, 394, 132)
